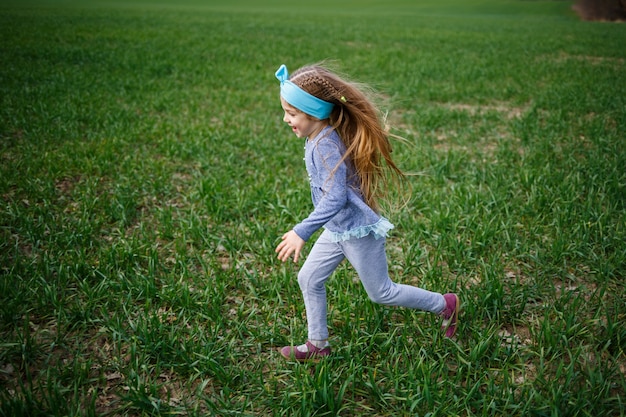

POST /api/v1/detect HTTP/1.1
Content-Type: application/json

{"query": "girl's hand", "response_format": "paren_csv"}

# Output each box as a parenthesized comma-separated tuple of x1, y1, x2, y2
(276, 230, 305, 263)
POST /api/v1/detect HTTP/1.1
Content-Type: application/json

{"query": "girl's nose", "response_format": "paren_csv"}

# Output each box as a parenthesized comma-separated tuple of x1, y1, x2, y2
(282, 113, 288, 123)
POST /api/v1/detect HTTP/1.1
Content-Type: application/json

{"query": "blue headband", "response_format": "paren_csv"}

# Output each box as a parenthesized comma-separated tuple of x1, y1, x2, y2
(275, 64, 334, 120)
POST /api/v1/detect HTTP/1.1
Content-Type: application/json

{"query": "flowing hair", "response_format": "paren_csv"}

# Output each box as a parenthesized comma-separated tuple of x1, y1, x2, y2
(289, 63, 404, 213)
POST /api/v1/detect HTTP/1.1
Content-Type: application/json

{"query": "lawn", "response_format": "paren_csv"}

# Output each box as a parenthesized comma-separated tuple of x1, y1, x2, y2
(1, 0, 625, 415)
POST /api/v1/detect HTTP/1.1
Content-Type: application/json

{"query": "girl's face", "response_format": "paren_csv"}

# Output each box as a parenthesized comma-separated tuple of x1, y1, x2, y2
(280, 98, 327, 139)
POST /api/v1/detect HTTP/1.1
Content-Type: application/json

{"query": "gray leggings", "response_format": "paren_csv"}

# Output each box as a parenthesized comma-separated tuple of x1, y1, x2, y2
(298, 229, 446, 341)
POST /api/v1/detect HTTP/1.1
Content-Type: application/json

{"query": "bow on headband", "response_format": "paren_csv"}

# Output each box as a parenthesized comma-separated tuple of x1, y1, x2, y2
(275, 64, 334, 120)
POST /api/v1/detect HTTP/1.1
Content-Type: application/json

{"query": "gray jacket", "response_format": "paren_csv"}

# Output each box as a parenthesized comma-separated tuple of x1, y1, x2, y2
(293, 126, 394, 243)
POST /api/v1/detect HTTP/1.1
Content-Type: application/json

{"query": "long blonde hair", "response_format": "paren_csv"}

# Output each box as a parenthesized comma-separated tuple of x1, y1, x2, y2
(289, 64, 404, 213)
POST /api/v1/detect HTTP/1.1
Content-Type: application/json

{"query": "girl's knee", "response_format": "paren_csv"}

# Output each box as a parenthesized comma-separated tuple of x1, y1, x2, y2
(297, 271, 308, 290)
(297, 270, 320, 291)
(368, 290, 393, 305)
(365, 281, 397, 305)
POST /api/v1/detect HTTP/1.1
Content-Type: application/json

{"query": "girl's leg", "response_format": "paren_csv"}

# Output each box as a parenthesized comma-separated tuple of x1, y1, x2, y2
(341, 234, 446, 313)
(297, 230, 345, 341)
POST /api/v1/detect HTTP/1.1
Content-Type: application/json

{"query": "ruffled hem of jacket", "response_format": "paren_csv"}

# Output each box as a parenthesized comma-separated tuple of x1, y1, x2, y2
(328, 217, 394, 243)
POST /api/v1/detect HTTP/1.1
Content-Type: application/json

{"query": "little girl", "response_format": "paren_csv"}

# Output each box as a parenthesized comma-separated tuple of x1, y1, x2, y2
(274, 63, 459, 361)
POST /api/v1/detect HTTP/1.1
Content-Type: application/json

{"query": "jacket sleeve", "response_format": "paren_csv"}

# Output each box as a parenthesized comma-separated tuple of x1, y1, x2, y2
(293, 137, 347, 241)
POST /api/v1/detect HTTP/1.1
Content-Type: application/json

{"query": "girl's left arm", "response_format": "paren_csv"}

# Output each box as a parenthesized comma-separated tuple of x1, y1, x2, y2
(292, 138, 347, 242)
(275, 229, 306, 263)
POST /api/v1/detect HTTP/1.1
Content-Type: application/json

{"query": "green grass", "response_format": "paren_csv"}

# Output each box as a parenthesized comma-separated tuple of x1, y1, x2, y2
(1, 0, 625, 415)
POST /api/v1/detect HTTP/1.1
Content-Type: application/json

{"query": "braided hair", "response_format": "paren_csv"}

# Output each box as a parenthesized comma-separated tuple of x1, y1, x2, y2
(289, 64, 404, 213)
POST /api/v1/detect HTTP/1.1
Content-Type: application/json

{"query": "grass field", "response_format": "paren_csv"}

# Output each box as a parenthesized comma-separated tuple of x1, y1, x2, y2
(1, 0, 625, 415)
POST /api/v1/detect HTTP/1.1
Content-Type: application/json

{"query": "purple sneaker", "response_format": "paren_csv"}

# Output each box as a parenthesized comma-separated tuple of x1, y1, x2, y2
(280, 341, 331, 362)
(441, 293, 460, 337)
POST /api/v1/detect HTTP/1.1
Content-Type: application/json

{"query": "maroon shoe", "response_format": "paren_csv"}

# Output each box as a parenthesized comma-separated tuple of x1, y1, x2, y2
(441, 293, 460, 337)
(280, 341, 331, 362)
